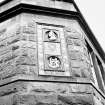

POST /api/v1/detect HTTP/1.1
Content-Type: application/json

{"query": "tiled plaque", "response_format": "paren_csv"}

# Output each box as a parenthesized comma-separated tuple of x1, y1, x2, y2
(37, 24, 70, 76)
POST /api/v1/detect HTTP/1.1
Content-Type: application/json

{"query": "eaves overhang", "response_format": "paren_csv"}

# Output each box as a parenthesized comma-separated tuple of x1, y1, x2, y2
(0, 3, 79, 21)
(0, 0, 74, 7)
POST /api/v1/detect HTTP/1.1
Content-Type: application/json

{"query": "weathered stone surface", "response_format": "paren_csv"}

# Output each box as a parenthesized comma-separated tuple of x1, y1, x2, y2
(94, 96, 104, 105)
(65, 26, 91, 78)
(68, 51, 84, 60)
(0, 82, 27, 97)
(0, 46, 37, 79)
(67, 45, 87, 54)
(28, 82, 69, 95)
(0, 10, 104, 105)
(93, 89, 105, 105)
(0, 96, 13, 105)
(66, 36, 85, 46)
(71, 60, 89, 68)
(0, 17, 37, 80)
(72, 67, 91, 78)
(0, 13, 93, 79)
(7, 35, 20, 46)
(72, 68, 82, 77)
(12, 94, 58, 105)
(65, 29, 83, 40)
(58, 94, 93, 105)
(0, 81, 102, 105)
(69, 84, 92, 93)
(11, 94, 93, 105)
(0, 28, 7, 36)
(0, 64, 37, 80)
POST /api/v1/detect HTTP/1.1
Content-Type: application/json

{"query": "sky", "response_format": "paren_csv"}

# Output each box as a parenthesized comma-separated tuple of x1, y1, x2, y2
(0, 0, 4, 3)
(75, 0, 105, 52)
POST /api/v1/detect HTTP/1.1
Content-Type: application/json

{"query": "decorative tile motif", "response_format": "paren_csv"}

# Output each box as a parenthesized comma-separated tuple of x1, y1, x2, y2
(47, 56, 61, 69)
(44, 55, 64, 72)
(43, 28, 60, 42)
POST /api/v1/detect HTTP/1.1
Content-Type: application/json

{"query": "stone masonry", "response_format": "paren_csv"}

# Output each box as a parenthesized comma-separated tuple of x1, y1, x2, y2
(0, 0, 105, 105)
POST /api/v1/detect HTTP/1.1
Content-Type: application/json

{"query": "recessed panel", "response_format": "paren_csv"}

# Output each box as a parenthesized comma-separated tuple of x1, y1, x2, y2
(44, 42, 61, 55)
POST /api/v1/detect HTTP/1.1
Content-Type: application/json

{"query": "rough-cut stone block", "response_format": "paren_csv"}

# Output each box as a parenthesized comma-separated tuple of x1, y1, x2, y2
(93, 89, 105, 105)
(0, 82, 27, 97)
(15, 48, 37, 66)
(69, 84, 92, 93)
(58, 94, 93, 105)
(72, 68, 82, 77)
(66, 37, 73, 45)
(35, 94, 58, 104)
(7, 35, 20, 46)
(72, 67, 90, 78)
(28, 34, 37, 42)
(65, 31, 82, 40)
(0, 41, 6, 49)
(0, 49, 37, 79)
(67, 45, 87, 54)
(0, 81, 97, 105)
(21, 25, 36, 34)
(73, 39, 84, 46)
(68, 51, 83, 60)
(0, 28, 7, 37)
(81, 68, 91, 78)
(0, 96, 13, 105)
(11, 94, 93, 105)
(13, 94, 37, 105)
(71, 60, 89, 69)
(27, 82, 70, 95)
(66, 36, 84, 46)
(94, 95, 104, 105)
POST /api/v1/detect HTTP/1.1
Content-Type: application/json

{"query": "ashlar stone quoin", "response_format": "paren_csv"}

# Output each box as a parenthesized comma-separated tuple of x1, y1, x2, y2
(0, 0, 105, 105)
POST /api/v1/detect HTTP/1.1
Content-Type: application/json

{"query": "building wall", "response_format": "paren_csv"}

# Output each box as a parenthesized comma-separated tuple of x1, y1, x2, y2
(0, 13, 91, 79)
(0, 11, 104, 105)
